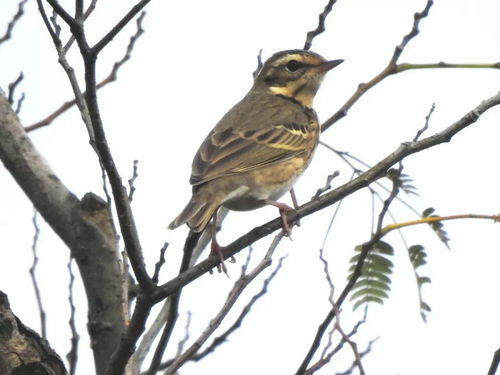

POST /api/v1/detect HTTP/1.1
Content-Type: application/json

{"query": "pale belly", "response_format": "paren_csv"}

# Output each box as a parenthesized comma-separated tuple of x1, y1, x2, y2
(221, 155, 308, 211)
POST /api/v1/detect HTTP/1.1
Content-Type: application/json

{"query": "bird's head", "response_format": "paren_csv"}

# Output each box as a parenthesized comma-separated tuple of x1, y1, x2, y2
(254, 49, 343, 107)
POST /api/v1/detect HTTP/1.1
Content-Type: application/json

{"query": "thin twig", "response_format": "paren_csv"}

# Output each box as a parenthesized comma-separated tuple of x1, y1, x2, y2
(7, 72, 24, 105)
(64, 0, 98, 52)
(296, 166, 403, 374)
(176, 312, 192, 358)
(37, 0, 95, 141)
(311, 170, 340, 200)
(145, 232, 199, 375)
(29, 209, 47, 339)
(0, 0, 28, 46)
(26, 11, 146, 132)
(319, 140, 422, 216)
(162, 233, 285, 375)
(66, 257, 80, 375)
(128, 160, 139, 202)
(252, 49, 263, 79)
(303, 0, 337, 50)
(413, 103, 436, 142)
(15, 92, 25, 114)
(190, 254, 287, 363)
(152, 242, 168, 284)
(335, 337, 379, 375)
(304, 310, 370, 375)
(92, 0, 150, 54)
(321, 0, 434, 131)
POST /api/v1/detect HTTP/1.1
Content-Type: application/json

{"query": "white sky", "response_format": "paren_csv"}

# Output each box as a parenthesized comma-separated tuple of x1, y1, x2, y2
(1, 0, 500, 374)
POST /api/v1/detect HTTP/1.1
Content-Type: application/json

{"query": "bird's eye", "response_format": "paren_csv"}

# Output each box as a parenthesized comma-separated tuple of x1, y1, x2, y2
(285, 60, 301, 72)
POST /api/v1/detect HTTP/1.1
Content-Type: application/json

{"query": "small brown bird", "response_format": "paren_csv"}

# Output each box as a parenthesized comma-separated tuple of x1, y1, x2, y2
(169, 49, 343, 267)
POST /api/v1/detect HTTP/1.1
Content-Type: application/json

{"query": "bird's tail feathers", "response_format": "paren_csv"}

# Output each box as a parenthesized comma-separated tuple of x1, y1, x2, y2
(168, 195, 220, 233)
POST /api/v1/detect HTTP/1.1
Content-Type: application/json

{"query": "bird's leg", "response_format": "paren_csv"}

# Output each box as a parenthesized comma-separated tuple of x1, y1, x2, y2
(209, 210, 228, 275)
(264, 199, 294, 235)
(289, 188, 301, 227)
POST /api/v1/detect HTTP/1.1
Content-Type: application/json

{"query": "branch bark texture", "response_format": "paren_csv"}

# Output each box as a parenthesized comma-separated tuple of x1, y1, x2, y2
(0, 93, 126, 375)
(0, 291, 66, 374)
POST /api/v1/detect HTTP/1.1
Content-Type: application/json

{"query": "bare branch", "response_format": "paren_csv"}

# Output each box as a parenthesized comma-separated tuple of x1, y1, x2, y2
(64, 0, 98, 52)
(190, 254, 287, 363)
(252, 49, 263, 79)
(92, 0, 150, 54)
(390, 0, 434, 65)
(29, 209, 47, 339)
(145, 232, 200, 375)
(45, 0, 78, 29)
(37, 0, 95, 140)
(0, 94, 127, 375)
(305, 311, 370, 374)
(163, 233, 285, 375)
(0, 291, 67, 374)
(152, 242, 168, 284)
(487, 347, 500, 375)
(26, 10, 146, 132)
(296, 166, 403, 374)
(311, 170, 340, 200)
(128, 160, 139, 202)
(150, 89, 500, 306)
(7, 72, 24, 105)
(413, 102, 435, 142)
(335, 337, 378, 375)
(303, 0, 337, 50)
(0, 0, 28, 46)
(14, 92, 25, 114)
(66, 257, 80, 375)
(321, 0, 434, 131)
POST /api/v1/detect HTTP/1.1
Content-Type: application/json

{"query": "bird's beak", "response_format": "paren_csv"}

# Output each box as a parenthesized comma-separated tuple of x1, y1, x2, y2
(316, 59, 344, 73)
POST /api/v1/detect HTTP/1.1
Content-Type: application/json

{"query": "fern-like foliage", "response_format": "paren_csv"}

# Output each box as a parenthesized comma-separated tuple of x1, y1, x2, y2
(422, 207, 450, 248)
(398, 172, 419, 196)
(348, 240, 394, 311)
(408, 244, 432, 322)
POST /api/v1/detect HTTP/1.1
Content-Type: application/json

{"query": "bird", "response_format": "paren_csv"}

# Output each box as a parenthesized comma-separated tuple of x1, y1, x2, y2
(168, 49, 343, 270)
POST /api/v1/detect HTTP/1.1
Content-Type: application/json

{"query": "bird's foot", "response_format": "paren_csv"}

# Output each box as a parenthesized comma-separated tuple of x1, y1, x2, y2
(209, 238, 229, 276)
(264, 200, 294, 237)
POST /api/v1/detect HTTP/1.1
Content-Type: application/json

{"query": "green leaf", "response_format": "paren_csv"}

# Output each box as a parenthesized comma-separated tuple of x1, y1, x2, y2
(421, 207, 450, 248)
(348, 240, 394, 312)
(353, 295, 385, 311)
(408, 243, 432, 322)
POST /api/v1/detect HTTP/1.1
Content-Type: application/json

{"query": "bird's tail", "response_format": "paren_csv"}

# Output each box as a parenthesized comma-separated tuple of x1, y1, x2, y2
(168, 194, 220, 233)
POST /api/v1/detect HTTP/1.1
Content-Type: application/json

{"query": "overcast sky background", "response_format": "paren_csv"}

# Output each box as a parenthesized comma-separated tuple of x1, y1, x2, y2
(1, 0, 500, 374)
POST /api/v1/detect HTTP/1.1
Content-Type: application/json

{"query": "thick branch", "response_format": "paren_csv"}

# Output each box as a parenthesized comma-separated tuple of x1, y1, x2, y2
(0, 94, 126, 375)
(151, 90, 500, 302)
(0, 291, 66, 375)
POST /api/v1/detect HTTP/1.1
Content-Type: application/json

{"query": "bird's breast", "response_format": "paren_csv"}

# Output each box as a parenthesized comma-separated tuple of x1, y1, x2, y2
(221, 153, 312, 211)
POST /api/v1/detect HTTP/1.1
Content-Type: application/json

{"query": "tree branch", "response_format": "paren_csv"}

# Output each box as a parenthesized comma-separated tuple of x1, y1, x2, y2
(487, 347, 500, 375)
(26, 11, 146, 132)
(150, 89, 500, 303)
(0, 0, 28, 46)
(0, 93, 126, 375)
(303, 0, 337, 50)
(92, 0, 150, 54)
(163, 233, 285, 375)
(29, 209, 47, 339)
(297, 164, 404, 374)
(321, 0, 434, 131)
(0, 291, 67, 374)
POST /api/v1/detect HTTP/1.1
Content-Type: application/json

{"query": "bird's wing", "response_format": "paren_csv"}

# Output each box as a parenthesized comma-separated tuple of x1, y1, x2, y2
(190, 122, 317, 185)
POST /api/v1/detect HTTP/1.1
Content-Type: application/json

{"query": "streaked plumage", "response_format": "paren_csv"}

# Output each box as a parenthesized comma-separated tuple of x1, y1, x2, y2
(169, 50, 343, 234)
